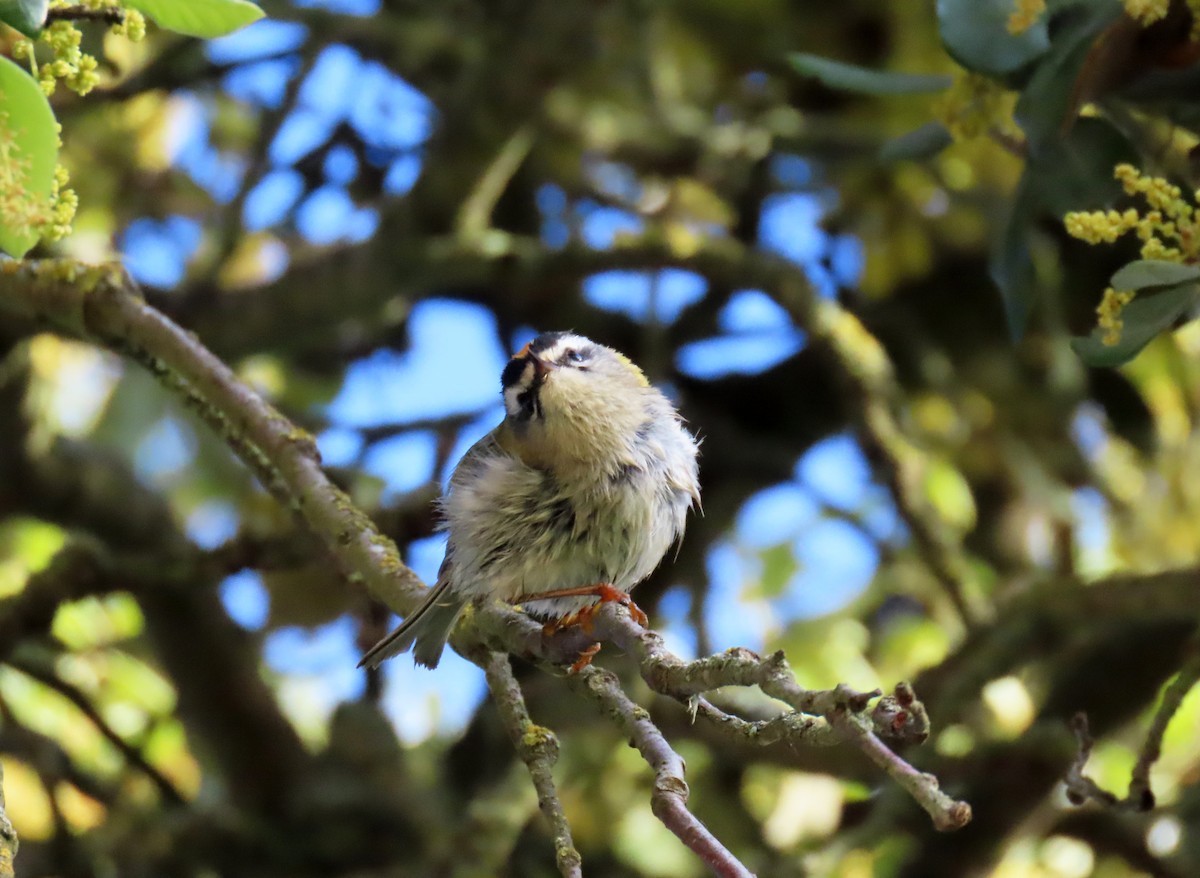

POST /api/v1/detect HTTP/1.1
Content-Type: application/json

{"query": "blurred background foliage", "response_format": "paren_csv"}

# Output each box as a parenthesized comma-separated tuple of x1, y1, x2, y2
(3, 0, 1200, 876)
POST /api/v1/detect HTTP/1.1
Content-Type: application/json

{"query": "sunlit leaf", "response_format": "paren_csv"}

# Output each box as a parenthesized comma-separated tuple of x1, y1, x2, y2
(85, 649, 175, 714)
(52, 593, 146, 648)
(1, 757, 53, 840)
(923, 458, 976, 533)
(3, 518, 66, 569)
(0, 667, 116, 774)
(789, 53, 951, 96)
(143, 719, 200, 798)
(874, 616, 951, 677)
(0, 56, 59, 257)
(56, 781, 107, 831)
(124, 0, 264, 38)
(757, 542, 798, 598)
(776, 618, 878, 690)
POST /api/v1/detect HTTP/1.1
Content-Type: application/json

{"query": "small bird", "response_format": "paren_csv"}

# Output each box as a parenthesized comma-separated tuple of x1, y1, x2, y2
(359, 331, 700, 669)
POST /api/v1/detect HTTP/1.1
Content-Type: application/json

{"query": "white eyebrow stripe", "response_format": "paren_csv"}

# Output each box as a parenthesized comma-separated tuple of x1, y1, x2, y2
(536, 336, 586, 362)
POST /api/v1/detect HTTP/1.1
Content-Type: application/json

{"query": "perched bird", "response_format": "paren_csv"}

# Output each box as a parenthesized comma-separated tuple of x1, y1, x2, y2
(359, 331, 700, 669)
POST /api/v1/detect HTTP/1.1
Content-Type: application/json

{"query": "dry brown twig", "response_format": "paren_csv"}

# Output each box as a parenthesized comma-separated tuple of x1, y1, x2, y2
(1066, 633, 1200, 811)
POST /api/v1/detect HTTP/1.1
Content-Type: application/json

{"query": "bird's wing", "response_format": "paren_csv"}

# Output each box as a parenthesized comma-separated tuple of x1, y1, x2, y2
(446, 424, 515, 492)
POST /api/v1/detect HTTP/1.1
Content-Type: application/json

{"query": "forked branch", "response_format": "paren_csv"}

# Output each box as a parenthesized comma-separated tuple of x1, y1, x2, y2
(0, 259, 971, 878)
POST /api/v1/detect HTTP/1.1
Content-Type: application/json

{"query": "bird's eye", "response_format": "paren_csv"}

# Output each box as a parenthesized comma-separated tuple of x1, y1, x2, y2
(564, 348, 586, 364)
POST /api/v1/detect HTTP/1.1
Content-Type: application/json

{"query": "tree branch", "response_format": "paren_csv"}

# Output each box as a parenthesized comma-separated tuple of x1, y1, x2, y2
(480, 651, 582, 878)
(0, 258, 972, 870)
(0, 260, 427, 621)
(0, 760, 14, 878)
(577, 606, 968, 831)
(44, 5, 124, 25)
(572, 664, 755, 878)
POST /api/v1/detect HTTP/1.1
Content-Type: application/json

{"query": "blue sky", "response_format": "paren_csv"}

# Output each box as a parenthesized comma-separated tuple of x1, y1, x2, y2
(120, 15, 901, 744)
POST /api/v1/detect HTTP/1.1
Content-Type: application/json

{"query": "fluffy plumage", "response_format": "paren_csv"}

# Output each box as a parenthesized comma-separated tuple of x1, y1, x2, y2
(359, 332, 700, 669)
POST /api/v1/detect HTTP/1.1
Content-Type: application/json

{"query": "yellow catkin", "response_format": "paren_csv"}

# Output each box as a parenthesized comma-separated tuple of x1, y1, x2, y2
(932, 73, 1019, 142)
(1097, 288, 1136, 346)
(1065, 164, 1200, 262)
(1066, 163, 1200, 345)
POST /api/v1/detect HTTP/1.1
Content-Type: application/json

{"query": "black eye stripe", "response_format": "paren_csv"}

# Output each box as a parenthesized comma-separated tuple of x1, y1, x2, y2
(501, 357, 528, 389)
(514, 388, 542, 420)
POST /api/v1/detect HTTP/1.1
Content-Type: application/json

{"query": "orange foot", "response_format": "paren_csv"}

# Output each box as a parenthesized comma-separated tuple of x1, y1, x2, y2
(524, 582, 649, 629)
(524, 583, 649, 672)
(569, 643, 602, 674)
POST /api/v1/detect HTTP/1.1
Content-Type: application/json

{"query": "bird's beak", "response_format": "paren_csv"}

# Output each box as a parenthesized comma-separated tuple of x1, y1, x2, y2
(530, 354, 556, 379)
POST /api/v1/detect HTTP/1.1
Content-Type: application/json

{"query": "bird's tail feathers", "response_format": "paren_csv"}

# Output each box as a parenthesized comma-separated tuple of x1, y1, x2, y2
(357, 580, 466, 669)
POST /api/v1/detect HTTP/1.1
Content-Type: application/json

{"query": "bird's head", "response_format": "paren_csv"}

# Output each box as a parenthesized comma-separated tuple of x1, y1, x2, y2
(500, 331, 655, 471)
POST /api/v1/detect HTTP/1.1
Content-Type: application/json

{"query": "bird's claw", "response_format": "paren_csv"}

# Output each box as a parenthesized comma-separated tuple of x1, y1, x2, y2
(568, 643, 602, 674)
(590, 583, 648, 627)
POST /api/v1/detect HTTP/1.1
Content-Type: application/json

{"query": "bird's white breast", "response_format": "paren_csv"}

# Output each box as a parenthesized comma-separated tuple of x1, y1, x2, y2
(440, 423, 694, 613)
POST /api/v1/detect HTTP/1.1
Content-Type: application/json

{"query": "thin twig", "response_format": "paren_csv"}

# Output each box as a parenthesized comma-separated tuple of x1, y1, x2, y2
(456, 125, 535, 237)
(481, 652, 582, 878)
(7, 657, 186, 805)
(571, 665, 756, 878)
(1066, 634, 1200, 811)
(577, 607, 966, 830)
(206, 49, 321, 277)
(0, 697, 117, 806)
(45, 5, 124, 25)
(588, 610, 930, 745)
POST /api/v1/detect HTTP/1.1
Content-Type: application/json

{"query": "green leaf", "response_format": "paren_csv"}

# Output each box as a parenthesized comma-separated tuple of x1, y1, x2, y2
(1030, 117, 1137, 216)
(758, 543, 798, 598)
(124, 0, 264, 38)
(1013, 0, 1122, 154)
(991, 169, 1038, 336)
(1110, 260, 1200, 292)
(991, 117, 1136, 337)
(789, 53, 952, 96)
(937, 0, 1050, 76)
(0, 56, 59, 258)
(1072, 283, 1200, 367)
(878, 122, 953, 162)
(923, 458, 976, 533)
(0, 0, 47, 38)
